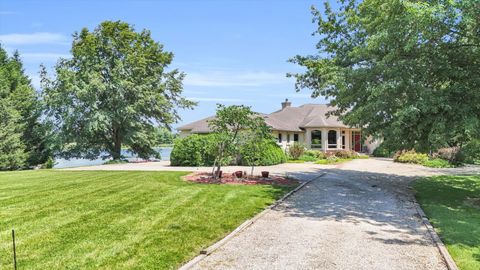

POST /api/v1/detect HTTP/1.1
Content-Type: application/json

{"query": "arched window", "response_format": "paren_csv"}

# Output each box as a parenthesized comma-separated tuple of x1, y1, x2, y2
(328, 130, 337, 148)
(311, 130, 322, 148)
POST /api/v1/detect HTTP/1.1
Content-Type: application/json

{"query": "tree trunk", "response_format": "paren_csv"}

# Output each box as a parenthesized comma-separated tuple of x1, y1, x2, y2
(213, 143, 224, 179)
(112, 129, 122, 160)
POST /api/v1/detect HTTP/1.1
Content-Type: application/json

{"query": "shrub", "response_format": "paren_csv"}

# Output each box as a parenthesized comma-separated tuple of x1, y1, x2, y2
(431, 147, 461, 163)
(394, 149, 428, 164)
(241, 140, 286, 166)
(170, 134, 217, 166)
(327, 155, 339, 162)
(104, 159, 129, 165)
(460, 139, 480, 164)
(38, 157, 56, 169)
(372, 144, 394, 157)
(288, 143, 305, 160)
(422, 158, 453, 168)
(299, 155, 318, 162)
(335, 150, 356, 159)
(304, 150, 325, 159)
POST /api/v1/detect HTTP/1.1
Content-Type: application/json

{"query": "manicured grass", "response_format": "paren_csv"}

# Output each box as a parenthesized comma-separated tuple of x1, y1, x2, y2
(422, 158, 454, 168)
(286, 159, 306, 163)
(0, 170, 292, 269)
(413, 175, 480, 270)
(315, 158, 353, 165)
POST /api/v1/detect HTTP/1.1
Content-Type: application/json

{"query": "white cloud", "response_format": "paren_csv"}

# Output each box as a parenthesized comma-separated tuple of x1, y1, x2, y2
(184, 71, 291, 87)
(0, 32, 68, 45)
(187, 97, 249, 103)
(21, 52, 70, 62)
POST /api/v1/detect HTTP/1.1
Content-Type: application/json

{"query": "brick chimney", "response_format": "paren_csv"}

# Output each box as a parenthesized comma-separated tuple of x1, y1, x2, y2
(281, 98, 291, 109)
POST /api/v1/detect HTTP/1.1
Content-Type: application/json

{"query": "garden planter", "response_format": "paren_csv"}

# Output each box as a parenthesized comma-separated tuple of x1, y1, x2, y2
(261, 171, 269, 178)
(234, 171, 243, 178)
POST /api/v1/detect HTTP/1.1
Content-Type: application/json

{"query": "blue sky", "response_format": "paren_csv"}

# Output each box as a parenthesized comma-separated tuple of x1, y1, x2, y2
(0, 0, 330, 127)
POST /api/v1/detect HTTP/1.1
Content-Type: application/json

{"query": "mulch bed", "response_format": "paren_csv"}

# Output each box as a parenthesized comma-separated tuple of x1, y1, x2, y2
(184, 172, 299, 186)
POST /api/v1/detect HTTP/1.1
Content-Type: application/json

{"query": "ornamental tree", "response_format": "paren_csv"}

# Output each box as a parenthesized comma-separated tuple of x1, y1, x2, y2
(290, 0, 480, 152)
(41, 21, 194, 160)
(208, 104, 268, 178)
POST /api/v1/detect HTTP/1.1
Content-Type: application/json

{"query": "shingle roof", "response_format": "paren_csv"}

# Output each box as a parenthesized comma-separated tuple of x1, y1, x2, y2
(177, 103, 349, 133)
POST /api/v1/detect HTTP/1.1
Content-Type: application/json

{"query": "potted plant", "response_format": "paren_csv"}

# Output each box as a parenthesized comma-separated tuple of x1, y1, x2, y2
(261, 171, 269, 178)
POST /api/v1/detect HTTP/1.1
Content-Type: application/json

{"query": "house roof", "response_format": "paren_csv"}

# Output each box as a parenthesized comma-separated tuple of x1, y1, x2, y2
(177, 103, 350, 133)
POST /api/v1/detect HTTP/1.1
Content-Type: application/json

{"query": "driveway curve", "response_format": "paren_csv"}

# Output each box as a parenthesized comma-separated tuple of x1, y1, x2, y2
(190, 159, 459, 270)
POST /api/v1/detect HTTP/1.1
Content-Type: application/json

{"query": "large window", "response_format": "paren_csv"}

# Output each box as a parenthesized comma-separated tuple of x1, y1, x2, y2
(328, 130, 337, 148)
(294, 134, 299, 142)
(311, 130, 322, 148)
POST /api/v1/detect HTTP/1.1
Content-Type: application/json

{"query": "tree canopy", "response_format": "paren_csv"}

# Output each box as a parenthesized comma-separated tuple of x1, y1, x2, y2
(208, 104, 270, 177)
(290, 0, 480, 152)
(42, 20, 194, 160)
(0, 45, 50, 170)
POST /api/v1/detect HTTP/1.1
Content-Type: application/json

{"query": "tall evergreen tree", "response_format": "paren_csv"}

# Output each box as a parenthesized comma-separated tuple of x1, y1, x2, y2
(0, 45, 50, 169)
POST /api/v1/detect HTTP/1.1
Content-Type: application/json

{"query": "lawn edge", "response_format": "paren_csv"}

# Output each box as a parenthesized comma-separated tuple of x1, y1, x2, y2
(178, 172, 326, 270)
(411, 194, 459, 270)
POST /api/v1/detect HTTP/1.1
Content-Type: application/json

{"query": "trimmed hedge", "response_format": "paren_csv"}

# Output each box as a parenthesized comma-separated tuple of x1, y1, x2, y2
(170, 134, 217, 166)
(171, 134, 286, 166)
(240, 140, 286, 166)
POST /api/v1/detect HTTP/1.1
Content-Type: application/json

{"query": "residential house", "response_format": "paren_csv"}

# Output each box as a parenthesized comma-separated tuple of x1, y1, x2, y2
(177, 99, 379, 153)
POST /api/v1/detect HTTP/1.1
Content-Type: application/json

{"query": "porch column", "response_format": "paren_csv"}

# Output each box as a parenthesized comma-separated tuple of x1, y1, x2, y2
(322, 129, 328, 152)
(305, 129, 311, 149)
(345, 130, 351, 150)
(337, 128, 342, 149)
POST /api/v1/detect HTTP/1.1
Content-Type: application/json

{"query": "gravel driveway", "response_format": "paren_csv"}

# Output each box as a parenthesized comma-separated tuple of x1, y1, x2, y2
(189, 159, 473, 270)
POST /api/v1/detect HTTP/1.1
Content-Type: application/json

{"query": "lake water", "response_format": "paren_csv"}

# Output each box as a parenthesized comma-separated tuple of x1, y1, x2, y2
(54, 147, 172, 168)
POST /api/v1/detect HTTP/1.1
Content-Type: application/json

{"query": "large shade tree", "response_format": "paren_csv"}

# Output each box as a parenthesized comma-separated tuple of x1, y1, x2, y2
(290, 0, 480, 152)
(42, 21, 194, 160)
(0, 45, 50, 170)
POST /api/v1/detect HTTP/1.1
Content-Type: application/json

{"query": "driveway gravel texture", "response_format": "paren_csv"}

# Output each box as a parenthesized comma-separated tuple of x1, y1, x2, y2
(66, 158, 480, 270)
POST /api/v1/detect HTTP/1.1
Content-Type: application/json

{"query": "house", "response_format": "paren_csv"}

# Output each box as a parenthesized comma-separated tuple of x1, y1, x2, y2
(177, 99, 379, 153)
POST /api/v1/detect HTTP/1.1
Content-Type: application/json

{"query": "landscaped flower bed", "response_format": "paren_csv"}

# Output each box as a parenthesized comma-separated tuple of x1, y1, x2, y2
(184, 172, 299, 186)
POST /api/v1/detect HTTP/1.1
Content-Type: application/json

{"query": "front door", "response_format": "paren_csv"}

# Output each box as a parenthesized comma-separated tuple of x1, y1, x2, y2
(352, 131, 361, 152)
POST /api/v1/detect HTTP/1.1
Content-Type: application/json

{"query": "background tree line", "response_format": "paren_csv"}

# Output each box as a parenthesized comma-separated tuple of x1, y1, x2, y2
(0, 21, 188, 170)
(290, 0, 479, 156)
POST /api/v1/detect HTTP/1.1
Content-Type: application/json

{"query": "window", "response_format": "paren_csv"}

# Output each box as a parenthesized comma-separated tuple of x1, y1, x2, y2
(278, 133, 282, 143)
(293, 134, 299, 142)
(328, 130, 337, 148)
(311, 130, 322, 148)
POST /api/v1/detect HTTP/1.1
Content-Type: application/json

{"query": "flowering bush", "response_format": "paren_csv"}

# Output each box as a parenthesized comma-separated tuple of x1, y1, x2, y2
(394, 150, 428, 164)
(288, 143, 305, 160)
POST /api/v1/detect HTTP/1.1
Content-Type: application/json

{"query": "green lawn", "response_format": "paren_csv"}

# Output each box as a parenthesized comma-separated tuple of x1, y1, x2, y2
(413, 175, 480, 270)
(0, 170, 292, 269)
